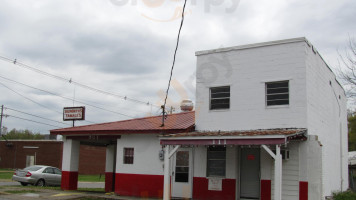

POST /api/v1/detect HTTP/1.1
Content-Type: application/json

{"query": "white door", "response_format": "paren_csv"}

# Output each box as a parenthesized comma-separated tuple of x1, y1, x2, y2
(172, 149, 193, 198)
(240, 148, 260, 199)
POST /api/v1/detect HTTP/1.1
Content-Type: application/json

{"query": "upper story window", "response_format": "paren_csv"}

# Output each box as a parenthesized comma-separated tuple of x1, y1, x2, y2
(207, 146, 226, 177)
(123, 148, 134, 164)
(210, 86, 230, 110)
(266, 80, 289, 106)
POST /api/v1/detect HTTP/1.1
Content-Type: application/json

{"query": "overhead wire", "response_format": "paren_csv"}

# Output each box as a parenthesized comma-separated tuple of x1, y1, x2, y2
(162, 0, 188, 126)
(0, 75, 163, 127)
(0, 81, 62, 115)
(4, 106, 70, 126)
(0, 81, 98, 124)
(6, 114, 64, 129)
(0, 55, 160, 108)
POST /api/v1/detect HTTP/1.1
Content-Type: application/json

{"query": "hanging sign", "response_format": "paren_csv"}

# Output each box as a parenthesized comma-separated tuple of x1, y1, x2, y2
(63, 107, 85, 121)
(208, 178, 222, 191)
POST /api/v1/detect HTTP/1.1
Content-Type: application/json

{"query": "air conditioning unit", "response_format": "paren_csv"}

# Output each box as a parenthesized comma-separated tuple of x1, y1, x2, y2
(272, 149, 290, 160)
(281, 150, 290, 160)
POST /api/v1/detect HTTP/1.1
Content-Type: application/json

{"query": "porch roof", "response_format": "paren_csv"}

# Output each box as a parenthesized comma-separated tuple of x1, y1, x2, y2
(159, 128, 307, 145)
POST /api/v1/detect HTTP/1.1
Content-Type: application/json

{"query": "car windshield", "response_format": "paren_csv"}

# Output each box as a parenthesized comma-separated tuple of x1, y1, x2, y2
(24, 166, 43, 171)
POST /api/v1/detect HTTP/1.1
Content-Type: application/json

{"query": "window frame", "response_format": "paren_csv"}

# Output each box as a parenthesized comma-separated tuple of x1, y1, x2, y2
(209, 86, 231, 110)
(206, 146, 226, 178)
(265, 80, 289, 107)
(123, 148, 134, 164)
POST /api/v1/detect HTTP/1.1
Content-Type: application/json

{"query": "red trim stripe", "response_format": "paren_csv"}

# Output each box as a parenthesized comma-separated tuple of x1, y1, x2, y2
(105, 172, 114, 192)
(115, 173, 163, 198)
(61, 171, 78, 190)
(299, 181, 308, 200)
(260, 180, 271, 200)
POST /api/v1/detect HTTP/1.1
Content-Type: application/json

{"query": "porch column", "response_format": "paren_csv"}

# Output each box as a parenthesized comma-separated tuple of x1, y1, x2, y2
(163, 145, 180, 200)
(261, 144, 282, 200)
(61, 137, 80, 190)
(105, 144, 116, 193)
(274, 145, 282, 200)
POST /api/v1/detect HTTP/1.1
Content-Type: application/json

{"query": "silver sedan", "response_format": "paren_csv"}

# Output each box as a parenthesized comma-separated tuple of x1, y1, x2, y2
(12, 165, 62, 186)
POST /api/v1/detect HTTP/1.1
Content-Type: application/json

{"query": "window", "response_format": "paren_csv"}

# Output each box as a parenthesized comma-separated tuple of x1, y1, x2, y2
(124, 148, 134, 164)
(210, 86, 230, 110)
(53, 168, 62, 175)
(207, 146, 226, 177)
(266, 81, 289, 106)
(43, 168, 54, 174)
(175, 151, 190, 182)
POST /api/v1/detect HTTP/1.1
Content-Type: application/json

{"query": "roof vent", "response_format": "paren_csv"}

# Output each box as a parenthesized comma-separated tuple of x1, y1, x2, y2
(180, 99, 194, 112)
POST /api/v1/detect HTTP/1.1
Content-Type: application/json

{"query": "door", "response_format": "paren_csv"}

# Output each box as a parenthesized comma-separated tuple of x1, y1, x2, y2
(240, 148, 260, 199)
(42, 167, 55, 185)
(172, 149, 193, 198)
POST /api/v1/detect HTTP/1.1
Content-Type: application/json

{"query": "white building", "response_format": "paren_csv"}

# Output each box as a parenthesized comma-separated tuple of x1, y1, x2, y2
(51, 37, 348, 200)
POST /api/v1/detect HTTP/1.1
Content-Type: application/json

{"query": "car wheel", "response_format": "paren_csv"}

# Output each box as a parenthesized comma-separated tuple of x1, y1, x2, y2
(36, 179, 45, 187)
(20, 182, 28, 186)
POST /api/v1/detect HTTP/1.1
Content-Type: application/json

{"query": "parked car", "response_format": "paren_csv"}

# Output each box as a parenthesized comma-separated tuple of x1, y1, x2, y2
(12, 165, 62, 186)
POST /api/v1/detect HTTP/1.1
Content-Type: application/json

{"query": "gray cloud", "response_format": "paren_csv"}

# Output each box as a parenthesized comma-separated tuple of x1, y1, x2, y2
(0, 0, 355, 134)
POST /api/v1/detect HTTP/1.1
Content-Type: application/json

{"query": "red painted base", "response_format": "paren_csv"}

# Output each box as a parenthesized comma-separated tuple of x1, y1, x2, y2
(192, 177, 236, 200)
(61, 171, 78, 190)
(105, 172, 114, 192)
(300, 181, 308, 200)
(261, 180, 271, 200)
(115, 173, 163, 198)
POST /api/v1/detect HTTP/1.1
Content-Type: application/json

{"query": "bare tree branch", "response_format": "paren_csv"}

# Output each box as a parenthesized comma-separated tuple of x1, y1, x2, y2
(338, 36, 356, 100)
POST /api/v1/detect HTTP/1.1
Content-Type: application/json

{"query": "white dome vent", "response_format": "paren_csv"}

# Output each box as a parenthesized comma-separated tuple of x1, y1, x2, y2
(180, 99, 194, 112)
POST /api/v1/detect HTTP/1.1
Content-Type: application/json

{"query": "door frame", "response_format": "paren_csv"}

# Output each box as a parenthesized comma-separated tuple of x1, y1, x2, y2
(171, 147, 193, 199)
(239, 147, 261, 200)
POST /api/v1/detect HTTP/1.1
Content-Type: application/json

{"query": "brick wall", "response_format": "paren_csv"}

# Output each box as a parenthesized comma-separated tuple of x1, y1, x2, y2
(0, 141, 105, 175)
(79, 144, 106, 175)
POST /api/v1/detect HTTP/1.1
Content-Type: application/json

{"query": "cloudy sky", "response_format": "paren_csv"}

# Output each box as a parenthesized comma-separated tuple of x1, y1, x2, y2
(0, 0, 355, 135)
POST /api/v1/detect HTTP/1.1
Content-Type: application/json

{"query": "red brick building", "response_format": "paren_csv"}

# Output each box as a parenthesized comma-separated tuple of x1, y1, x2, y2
(0, 140, 105, 175)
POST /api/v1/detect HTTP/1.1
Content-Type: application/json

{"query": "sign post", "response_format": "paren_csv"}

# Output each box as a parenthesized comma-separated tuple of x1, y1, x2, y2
(63, 107, 85, 127)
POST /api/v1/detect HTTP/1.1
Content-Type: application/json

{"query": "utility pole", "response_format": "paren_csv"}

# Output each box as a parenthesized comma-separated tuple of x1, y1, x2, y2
(161, 105, 165, 127)
(0, 105, 3, 136)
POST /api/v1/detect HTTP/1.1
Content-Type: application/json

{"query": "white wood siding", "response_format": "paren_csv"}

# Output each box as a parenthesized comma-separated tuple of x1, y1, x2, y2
(271, 142, 300, 200)
(116, 134, 164, 175)
(195, 41, 308, 131)
(305, 43, 348, 196)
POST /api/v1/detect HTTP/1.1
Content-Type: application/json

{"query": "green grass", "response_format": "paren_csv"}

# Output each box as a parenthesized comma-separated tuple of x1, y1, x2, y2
(0, 171, 13, 179)
(4, 189, 38, 194)
(333, 190, 356, 200)
(0, 168, 14, 171)
(78, 174, 105, 182)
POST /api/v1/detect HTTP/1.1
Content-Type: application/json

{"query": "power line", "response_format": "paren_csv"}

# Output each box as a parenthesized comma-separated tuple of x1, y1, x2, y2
(6, 114, 64, 129)
(0, 75, 133, 118)
(162, 0, 188, 126)
(0, 55, 160, 108)
(0, 81, 98, 125)
(0, 75, 163, 127)
(0, 81, 62, 114)
(4, 107, 70, 126)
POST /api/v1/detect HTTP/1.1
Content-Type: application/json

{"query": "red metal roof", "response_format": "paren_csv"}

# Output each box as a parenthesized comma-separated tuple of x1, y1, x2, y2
(50, 111, 195, 135)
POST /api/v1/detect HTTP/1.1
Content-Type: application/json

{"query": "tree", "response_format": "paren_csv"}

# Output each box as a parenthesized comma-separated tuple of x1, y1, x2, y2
(1, 128, 45, 140)
(338, 37, 356, 98)
(349, 115, 356, 151)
